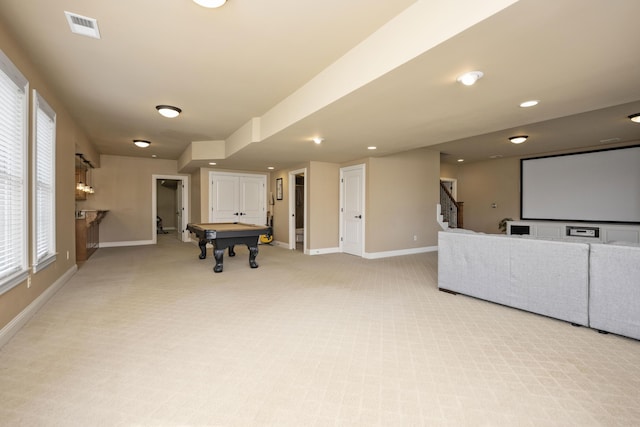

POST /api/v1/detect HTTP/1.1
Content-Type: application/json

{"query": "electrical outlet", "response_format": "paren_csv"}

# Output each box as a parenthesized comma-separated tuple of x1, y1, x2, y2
(66, 250, 70, 260)
(413, 235, 417, 241)
(27, 276, 31, 288)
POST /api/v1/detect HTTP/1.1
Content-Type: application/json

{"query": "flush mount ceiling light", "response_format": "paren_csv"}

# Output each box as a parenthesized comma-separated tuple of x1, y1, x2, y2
(155, 105, 182, 118)
(193, 0, 227, 8)
(629, 113, 640, 123)
(367, 146, 377, 150)
(520, 100, 539, 108)
(509, 135, 528, 144)
(456, 71, 483, 86)
(312, 137, 324, 144)
(134, 140, 151, 148)
(209, 162, 217, 166)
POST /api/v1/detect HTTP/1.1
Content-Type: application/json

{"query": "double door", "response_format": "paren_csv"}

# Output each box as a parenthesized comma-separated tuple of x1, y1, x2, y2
(210, 172, 266, 226)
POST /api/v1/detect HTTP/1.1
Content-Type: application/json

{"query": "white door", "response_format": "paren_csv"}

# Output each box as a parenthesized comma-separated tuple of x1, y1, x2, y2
(210, 174, 240, 222)
(341, 165, 365, 256)
(210, 172, 266, 225)
(240, 175, 266, 225)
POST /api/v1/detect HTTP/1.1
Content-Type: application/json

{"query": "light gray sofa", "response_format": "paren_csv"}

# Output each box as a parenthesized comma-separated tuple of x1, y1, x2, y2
(438, 230, 590, 326)
(589, 242, 640, 340)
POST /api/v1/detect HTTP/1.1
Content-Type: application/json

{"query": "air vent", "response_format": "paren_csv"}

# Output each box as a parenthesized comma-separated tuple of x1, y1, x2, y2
(64, 11, 101, 39)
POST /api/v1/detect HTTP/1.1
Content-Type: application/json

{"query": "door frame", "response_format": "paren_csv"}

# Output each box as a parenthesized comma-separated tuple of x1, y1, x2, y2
(339, 164, 365, 256)
(288, 168, 307, 251)
(152, 174, 189, 243)
(440, 177, 457, 199)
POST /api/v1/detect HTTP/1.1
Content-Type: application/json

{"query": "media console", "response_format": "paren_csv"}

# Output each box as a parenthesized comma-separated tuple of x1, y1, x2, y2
(507, 220, 640, 243)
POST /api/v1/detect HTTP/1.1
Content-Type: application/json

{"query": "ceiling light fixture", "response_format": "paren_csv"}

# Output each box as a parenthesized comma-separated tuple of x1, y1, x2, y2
(155, 105, 182, 118)
(629, 113, 640, 123)
(457, 159, 464, 163)
(312, 137, 324, 144)
(456, 71, 483, 86)
(367, 146, 377, 150)
(520, 100, 539, 108)
(509, 135, 528, 144)
(134, 140, 151, 148)
(193, 0, 227, 8)
(209, 162, 217, 166)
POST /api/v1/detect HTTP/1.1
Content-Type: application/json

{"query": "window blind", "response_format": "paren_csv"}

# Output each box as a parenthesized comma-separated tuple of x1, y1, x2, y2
(0, 50, 29, 294)
(33, 91, 56, 271)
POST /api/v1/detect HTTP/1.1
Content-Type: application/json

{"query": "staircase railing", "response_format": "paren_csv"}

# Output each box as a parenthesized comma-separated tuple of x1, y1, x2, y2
(440, 181, 464, 229)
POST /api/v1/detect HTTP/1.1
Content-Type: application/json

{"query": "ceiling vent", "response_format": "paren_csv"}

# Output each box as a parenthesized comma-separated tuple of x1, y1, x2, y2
(64, 11, 101, 39)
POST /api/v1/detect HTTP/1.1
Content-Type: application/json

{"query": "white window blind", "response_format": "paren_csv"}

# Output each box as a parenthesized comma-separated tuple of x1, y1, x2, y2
(0, 49, 29, 294)
(33, 90, 56, 272)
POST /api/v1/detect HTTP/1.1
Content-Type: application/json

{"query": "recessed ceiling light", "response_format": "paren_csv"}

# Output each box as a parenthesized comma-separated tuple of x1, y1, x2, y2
(367, 146, 377, 150)
(312, 137, 324, 144)
(193, 0, 227, 8)
(267, 166, 275, 170)
(489, 154, 503, 159)
(520, 100, 539, 108)
(457, 159, 464, 163)
(133, 140, 151, 148)
(155, 105, 182, 118)
(629, 113, 640, 123)
(151, 154, 157, 158)
(209, 162, 217, 166)
(456, 71, 483, 86)
(509, 135, 528, 144)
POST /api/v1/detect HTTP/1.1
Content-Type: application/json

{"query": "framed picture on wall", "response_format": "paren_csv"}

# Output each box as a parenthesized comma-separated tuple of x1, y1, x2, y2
(276, 178, 283, 200)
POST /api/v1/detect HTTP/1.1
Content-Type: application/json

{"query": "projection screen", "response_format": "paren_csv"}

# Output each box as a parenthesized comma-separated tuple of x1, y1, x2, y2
(520, 145, 640, 223)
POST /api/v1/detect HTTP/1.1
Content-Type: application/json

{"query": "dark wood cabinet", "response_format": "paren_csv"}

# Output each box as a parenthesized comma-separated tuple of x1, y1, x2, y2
(75, 210, 108, 262)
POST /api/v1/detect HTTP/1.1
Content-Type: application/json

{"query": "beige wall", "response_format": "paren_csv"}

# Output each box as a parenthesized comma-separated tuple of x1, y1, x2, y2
(84, 155, 183, 243)
(157, 182, 177, 229)
(454, 157, 521, 233)
(366, 148, 441, 252)
(0, 24, 92, 329)
(308, 162, 340, 250)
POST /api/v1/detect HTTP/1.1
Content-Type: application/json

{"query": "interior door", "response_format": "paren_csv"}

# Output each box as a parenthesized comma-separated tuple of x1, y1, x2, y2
(210, 174, 240, 222)
(240, 175, 266, 225)
(341, 165, 364, 256)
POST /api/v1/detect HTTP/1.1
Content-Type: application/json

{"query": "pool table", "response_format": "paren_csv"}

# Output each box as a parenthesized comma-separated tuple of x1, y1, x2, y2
(186, 222, 271, 273)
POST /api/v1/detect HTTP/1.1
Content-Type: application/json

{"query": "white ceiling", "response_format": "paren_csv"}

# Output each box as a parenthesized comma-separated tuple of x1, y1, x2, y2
(1, 0, 639, 172)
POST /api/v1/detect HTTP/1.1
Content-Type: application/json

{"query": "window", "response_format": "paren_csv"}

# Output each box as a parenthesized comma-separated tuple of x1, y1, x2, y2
(32, 90, 56, 272)
(0, 49, 29, 294)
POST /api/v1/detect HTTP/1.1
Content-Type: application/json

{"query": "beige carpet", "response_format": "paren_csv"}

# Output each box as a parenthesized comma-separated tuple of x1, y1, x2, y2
(0, 233, 639, 426)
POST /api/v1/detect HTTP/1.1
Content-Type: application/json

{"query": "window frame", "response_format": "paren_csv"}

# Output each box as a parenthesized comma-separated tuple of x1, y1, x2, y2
(0, 49, 30, 295)
(32, 90, 57, 272)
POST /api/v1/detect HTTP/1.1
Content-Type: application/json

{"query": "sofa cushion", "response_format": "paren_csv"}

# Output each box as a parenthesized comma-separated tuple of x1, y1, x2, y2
(589, 243, 640, 340)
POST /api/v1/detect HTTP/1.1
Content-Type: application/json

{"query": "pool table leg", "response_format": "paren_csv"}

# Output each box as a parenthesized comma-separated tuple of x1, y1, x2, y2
(228, 245, 236, 257)
(213, 248, 225, 273)
(198, 239, 207, 259)
(248, 246, 259, 268)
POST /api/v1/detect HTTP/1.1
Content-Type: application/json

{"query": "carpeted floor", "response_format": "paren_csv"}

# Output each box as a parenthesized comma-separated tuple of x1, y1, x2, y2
(0, 233, 639, 426)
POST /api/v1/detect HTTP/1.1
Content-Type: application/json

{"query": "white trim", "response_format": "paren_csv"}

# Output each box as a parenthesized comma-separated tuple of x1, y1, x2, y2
(100, 240, 154, 248)
(152, 174, 190, 243)
(0, 264, 77, 349)
(272, 240, 289, 249)
(440, 177, 457, 199)
(288, 168, 307, 251)
(364, 246, 438, 259)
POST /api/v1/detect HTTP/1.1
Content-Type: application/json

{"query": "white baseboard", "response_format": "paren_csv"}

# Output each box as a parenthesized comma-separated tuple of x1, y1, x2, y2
(272, 240, 289, 248)
(364, 246, 438, 259)
(100, 240, 154, 248)
(0, 264, 77, 349)
(307, 247, 341, 255)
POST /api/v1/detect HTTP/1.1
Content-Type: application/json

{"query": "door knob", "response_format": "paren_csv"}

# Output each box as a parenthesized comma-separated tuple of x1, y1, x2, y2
(355, 215, 362, 219)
